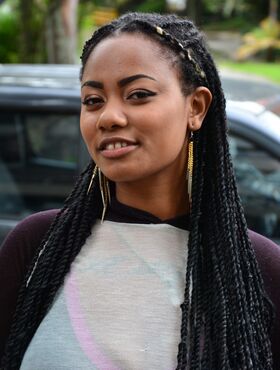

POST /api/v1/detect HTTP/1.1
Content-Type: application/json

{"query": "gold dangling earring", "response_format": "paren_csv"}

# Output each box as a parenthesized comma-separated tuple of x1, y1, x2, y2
(98, 168, 111, 223)
(87, 164, 98, 195)
(186, 131, 194, 206)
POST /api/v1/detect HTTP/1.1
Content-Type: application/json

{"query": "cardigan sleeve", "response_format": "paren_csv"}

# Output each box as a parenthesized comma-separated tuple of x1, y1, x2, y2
(0, 209, 58, 358)
(249, 230, 280, 369)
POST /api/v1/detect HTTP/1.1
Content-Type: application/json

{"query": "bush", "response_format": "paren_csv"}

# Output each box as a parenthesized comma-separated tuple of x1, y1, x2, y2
(236, 17, 280, 61)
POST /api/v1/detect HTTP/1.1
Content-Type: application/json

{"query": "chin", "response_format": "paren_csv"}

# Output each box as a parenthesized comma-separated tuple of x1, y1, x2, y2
(102, 167, 149, 184)
(106, 172, 141, 183)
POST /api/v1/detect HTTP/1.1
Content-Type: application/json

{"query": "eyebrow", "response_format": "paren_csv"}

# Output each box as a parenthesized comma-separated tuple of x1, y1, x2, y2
(81, 74, 156, 89)
(81, 80, 103, 89)
(118, 74, 156, 87)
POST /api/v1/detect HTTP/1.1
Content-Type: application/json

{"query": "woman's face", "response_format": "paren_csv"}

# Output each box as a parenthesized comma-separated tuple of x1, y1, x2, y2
(80, 33, 195, 184)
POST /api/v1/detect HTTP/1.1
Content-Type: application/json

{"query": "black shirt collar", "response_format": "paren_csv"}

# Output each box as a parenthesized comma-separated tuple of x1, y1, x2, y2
(105, 197, 190, 231)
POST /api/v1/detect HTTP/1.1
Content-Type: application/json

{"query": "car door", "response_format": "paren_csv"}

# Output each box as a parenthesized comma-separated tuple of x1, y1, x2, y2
(0, 108, 84, 244)
(228, 125, 280, 244)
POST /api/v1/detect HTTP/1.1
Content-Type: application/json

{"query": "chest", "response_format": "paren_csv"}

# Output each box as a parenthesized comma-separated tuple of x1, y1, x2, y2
(21, 222, 189, 370)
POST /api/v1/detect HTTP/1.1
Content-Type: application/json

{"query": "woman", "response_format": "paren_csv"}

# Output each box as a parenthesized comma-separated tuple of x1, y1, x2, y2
(0, 12, 280, 370)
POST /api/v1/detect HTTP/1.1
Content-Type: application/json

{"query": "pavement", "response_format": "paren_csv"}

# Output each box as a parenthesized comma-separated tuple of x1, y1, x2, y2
(204, 31, 280, 101)
(220, 68, 280, 101)
(205, 31, 242, 59)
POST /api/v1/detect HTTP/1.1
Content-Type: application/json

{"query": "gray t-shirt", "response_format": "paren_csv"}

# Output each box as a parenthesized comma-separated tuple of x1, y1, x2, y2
(21, 221, 189, 370)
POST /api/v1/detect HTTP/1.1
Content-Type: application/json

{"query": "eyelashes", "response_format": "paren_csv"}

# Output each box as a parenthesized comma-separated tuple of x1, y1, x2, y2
(82, 90, 157, 107)
(82, 97, 103, 106)
(127, 90, 156, 100)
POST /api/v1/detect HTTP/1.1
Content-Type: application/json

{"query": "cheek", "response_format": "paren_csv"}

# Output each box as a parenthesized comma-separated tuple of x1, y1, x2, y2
(80, 112, 96, 147)
(80, 113, 100, 164)
(142, 108, 187, 148)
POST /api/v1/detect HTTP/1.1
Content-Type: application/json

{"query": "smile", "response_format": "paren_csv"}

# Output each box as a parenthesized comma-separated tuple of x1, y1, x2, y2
(104, 142, 128, 150)
(99, 137, 138, 159)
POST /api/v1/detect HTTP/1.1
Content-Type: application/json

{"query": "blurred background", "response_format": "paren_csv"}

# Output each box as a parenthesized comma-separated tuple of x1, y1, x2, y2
(0, 0, 279, 246)
(0, 0, 279, 78)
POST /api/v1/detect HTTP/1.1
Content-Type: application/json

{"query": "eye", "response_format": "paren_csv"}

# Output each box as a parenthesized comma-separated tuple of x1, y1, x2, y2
(127, 90, 156, 100)
(82, 96, 104, 108)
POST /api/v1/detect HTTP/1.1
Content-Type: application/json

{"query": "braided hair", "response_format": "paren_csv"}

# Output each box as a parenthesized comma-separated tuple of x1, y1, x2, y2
(1, 12, 273, 369)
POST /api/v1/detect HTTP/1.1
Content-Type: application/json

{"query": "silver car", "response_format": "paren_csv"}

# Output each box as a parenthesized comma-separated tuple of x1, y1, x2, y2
(0, 65, 279, 244)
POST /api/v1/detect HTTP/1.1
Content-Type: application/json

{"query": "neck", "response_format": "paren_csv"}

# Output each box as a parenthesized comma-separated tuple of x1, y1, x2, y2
(115, 173, 189, 220)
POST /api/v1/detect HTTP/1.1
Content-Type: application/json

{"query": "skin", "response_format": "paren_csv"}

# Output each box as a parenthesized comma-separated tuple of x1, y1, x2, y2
(80, 34, 212, 219)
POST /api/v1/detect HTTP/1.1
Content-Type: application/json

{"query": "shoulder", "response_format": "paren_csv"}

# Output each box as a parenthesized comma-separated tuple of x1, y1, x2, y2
(0, 209, 59, 275)
(0, 209, 59, 358)
(248, 230, 280, 369)
(249, 230, 280, 287)
(249, 229, 280, 253)
(249, 229, 280, 310)
(2, 209, 58, 243)
(1, 209, 59, 249)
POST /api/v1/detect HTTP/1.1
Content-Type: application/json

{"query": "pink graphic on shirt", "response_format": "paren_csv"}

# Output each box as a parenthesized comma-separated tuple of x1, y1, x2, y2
(65, 272, 121, 370)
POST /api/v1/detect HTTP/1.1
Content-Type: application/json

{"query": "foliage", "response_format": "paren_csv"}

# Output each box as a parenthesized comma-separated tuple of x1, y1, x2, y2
(0, 4, 20, 63)
(116, 0, 167, 14)
(203, 16, 256, 32)
(78, 2, 96, 54)
(236, 17, 280, 61)
(203, 0, 249, 16)
(78, 3, 119, 56)
(18, 0, 47, 63)
(132, 0, 166, 13)
(201, 0, 267, 27)
(0, 0, 279, 63)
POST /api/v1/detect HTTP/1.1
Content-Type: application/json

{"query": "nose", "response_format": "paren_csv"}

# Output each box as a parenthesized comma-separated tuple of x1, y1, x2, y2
(96, 101, 128, 131)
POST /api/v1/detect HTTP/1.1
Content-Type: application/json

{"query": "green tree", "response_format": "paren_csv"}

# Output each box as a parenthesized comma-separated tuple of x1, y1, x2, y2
(0, 3, 20, 63)
(0, 0, 79, 63)
(19, 0, 43, 62)
(185, 0, 203, 25)
(45, 0, 79, 63)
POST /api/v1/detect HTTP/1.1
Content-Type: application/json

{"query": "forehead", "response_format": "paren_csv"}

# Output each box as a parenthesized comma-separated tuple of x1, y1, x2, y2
(82, 33, 178, 83)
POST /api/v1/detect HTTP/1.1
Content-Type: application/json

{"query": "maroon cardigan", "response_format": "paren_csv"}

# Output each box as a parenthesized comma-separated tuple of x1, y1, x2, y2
(0, 209, 280, 367)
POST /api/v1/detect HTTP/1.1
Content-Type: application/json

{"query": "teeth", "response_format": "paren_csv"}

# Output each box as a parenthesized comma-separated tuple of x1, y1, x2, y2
(104, 142, 130, 150)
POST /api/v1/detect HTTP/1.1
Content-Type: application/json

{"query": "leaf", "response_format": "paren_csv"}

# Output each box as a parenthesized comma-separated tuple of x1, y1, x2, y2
(236, 17, 280, 61)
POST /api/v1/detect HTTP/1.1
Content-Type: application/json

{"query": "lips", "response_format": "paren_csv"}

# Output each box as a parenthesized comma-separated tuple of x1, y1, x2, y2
(103, 141, 128, 150)
(98, 137, 138, 159)
(98, 137, 137, 151)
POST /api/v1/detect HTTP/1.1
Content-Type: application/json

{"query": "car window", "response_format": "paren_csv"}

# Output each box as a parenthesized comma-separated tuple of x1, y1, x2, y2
(0, 112, 80, 222)
(229, 133, 280, 242)
(26, 114, 79, 163)
(0, 113, 23, 164)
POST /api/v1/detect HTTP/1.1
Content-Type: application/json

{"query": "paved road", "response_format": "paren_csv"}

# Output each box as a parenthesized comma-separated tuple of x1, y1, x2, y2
(206, 31, 280, 101)
(206, 31, 242, 59)
(220, 68, 280, 101)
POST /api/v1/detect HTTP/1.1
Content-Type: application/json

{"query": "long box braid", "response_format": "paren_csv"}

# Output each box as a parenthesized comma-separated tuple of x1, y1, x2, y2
(1, 12, 273, 370)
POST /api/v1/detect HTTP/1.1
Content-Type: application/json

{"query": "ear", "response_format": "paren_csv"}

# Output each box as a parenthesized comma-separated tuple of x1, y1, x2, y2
(187, 87, 212, 131)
